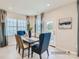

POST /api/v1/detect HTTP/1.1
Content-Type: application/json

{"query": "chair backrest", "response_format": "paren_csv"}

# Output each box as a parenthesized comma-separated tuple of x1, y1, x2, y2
(17, 31, 25, 36)
(39, 33, 51, 52)
(15, 35, 24, 49)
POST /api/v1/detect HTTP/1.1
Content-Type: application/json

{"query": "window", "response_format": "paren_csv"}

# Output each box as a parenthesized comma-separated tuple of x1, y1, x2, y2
(5, 18, 27, 36)
(17, 19, 27, 33)
(5, 18, 17, 36)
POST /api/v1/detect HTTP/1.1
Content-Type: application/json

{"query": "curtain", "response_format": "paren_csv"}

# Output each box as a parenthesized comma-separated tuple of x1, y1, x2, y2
(0, 9, 7, 47)
(41, 13, 44, 33)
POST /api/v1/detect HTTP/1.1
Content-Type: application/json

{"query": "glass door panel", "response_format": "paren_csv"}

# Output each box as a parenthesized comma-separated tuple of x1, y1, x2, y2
(36, 15, 41, 37)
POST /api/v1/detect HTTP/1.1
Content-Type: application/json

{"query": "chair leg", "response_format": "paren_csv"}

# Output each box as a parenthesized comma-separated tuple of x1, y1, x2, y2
(22, 49, 24, 58)
(47, 49, 49, 56)
(18, 47, 20, 53)
(39, 54, 42, 59)
(31, 50, 33, 58)
(27, 48, 30, 58)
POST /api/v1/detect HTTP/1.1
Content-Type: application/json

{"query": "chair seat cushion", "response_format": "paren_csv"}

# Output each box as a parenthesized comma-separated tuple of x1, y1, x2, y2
(23, 43, 29, 48)
(32, 44, 40, 53)
(32, 44, 39, 48)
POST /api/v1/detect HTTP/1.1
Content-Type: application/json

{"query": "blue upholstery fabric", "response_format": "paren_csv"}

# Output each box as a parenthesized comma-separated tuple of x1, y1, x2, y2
(31, 32, 51, 59)
(17, 31, 25, 36)
(39, 33, 51, 53)
(32, 44, 40, 53)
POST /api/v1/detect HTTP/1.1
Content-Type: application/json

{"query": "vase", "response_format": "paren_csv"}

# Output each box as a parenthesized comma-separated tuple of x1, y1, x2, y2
(28, 30, 31, 38)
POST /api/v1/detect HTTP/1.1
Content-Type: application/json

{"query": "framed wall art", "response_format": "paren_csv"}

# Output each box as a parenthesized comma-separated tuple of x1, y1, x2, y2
(58, 17, 72, 29)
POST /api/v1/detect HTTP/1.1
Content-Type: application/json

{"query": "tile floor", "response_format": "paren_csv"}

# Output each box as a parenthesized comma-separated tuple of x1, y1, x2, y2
(0, 36, 79, 59)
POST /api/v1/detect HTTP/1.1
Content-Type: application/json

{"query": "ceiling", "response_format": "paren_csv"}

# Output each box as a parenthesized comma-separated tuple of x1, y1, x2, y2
(0, 0, 77, 15)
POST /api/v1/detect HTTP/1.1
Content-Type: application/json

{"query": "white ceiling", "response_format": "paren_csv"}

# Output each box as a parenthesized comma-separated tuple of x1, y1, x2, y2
(0, 0, 77, 15)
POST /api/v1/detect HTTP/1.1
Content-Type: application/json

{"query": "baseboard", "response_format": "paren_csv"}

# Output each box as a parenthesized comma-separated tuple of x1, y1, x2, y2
(55, 46, 77, 55)
(49, 45, 56, 48)
(70, 51, 77, 55)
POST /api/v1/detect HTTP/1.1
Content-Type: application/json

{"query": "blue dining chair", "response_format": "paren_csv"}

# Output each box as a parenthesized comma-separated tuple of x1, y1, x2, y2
(17, 31, 26, 36)
(31, 32, 51, 59)
(16, 31, 26, 51)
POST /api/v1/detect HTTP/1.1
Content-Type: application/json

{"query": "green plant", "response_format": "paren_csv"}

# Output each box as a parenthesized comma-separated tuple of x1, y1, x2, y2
(27, 24, 32, 31)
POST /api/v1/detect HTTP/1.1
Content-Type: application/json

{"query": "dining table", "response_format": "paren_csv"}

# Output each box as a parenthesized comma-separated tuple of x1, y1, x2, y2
(22, 36, 39, 57)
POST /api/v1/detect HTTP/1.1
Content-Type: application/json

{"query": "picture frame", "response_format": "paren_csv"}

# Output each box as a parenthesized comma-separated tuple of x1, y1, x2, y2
(58, 17, 72, 29)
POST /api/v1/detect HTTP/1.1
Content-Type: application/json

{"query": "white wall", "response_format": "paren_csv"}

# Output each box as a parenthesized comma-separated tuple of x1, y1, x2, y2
(43, 2, 78, 55)
(7, 11, 26, 20)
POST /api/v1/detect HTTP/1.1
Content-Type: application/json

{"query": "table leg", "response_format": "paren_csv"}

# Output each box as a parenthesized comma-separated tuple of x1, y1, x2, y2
(28, 43, 30, 58)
